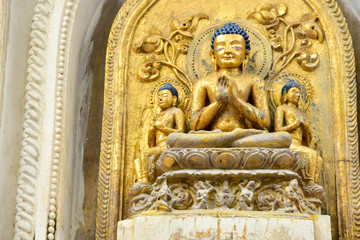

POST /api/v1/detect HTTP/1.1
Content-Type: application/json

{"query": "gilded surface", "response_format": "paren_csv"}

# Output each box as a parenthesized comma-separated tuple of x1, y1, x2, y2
(134, 83, 186, 183)
(96, 0, 359, 239)
(274, 80, 323, 185)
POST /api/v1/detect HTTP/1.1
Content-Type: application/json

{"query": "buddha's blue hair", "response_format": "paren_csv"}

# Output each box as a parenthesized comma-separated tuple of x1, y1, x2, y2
(158, 83, 178, 99)
(281, 79, 301, 96)
(211, 22, 251, 51)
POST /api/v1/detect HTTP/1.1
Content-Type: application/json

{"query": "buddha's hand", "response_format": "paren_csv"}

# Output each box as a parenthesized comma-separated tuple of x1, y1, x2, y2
(154, 121, 166, 130)
(215, 73, 230, 103)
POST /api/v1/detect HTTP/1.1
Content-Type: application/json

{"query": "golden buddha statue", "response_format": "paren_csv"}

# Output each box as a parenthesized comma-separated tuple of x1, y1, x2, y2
(167, 23, 291, 148)
(135, 83, 185, 183)
(274, 80, 323, 186)
(130, 25, 325, 215)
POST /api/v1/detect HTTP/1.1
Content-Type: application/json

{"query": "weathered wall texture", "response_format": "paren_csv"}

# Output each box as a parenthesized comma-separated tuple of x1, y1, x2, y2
(0, 1, 37, 239)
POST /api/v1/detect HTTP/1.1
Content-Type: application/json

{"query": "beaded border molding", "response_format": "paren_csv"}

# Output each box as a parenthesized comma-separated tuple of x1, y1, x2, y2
(46, 1, 77, 239)
(12, 0, 78, 239)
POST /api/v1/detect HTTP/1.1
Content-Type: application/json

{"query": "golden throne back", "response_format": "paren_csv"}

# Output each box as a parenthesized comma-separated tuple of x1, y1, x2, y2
(95, 0, 359, 239)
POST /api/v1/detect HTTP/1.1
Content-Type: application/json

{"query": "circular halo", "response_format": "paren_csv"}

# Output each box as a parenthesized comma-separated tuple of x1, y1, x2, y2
(150, 78, 190, 113)
(268, 73, 312, 112)
(186, 21, 273, 82)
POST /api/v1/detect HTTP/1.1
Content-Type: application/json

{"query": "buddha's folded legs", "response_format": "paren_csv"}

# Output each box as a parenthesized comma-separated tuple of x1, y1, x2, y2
(232, 132, 292, 148)
(167, 128, 291, 148)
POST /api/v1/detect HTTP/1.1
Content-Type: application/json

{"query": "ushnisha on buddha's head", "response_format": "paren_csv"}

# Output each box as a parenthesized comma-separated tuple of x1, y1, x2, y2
(281, 79, 301, 105)
(210, 22, 251, 71)
(157, 83, 179, 110)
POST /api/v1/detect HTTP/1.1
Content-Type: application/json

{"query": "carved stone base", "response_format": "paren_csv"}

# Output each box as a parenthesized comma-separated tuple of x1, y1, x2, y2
(157, 148, 306, 173)
(118, 211, 331, 240)
(129, 170, 324, 216)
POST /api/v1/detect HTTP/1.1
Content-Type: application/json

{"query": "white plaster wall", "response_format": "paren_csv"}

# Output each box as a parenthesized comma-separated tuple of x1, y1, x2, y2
(56, 1, 105, 238)
(53, 1, 123, 239)
(0, 0, 9, 126)
(34, 2, 65, 238)
(0, 0, 37, 239)
(0, 0, 123, 238)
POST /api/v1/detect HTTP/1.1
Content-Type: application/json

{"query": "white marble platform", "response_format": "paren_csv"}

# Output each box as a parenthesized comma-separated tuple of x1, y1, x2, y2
(117, 211, 331, 240)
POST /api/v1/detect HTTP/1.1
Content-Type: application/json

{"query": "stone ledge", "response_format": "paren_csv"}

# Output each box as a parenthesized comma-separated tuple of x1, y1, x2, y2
(118, 211, 331, 240)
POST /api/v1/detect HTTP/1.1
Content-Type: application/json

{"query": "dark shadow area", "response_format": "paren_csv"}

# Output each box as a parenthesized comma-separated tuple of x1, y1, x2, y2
(74, 1, 125, 239)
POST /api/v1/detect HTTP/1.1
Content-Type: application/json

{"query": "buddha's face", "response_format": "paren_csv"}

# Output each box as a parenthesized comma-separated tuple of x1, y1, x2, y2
(211, 34, 246, 69)
(286, 87, 301, 105)
(157, 90, 176, 110)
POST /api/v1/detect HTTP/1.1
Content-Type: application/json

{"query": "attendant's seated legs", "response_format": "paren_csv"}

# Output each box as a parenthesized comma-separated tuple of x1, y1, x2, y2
(290, 144, 323, 184)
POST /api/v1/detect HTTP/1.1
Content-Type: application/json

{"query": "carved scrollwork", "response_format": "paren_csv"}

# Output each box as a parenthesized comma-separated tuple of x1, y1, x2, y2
(129, 176, 173, 214)
(248, 3, 324, 74)
(136, 55, 162, 82)
(169, 183, 194, 210)
(129, 170, 323, 216)
(131, 193, 155, 213)
(297, 13, 324, 43)
(256, 184, 285, 211)
(255, 179, 322, 214)
(295, 48, 320, 71)
(132, 14, 209, 91)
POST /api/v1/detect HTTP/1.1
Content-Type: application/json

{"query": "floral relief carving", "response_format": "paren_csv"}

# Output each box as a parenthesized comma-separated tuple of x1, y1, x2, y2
(132, 14, 208, 90)
(248, 4, 324, 75)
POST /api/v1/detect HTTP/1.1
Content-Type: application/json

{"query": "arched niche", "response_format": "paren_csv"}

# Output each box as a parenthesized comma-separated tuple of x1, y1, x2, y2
(95, 0, 359, 239)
